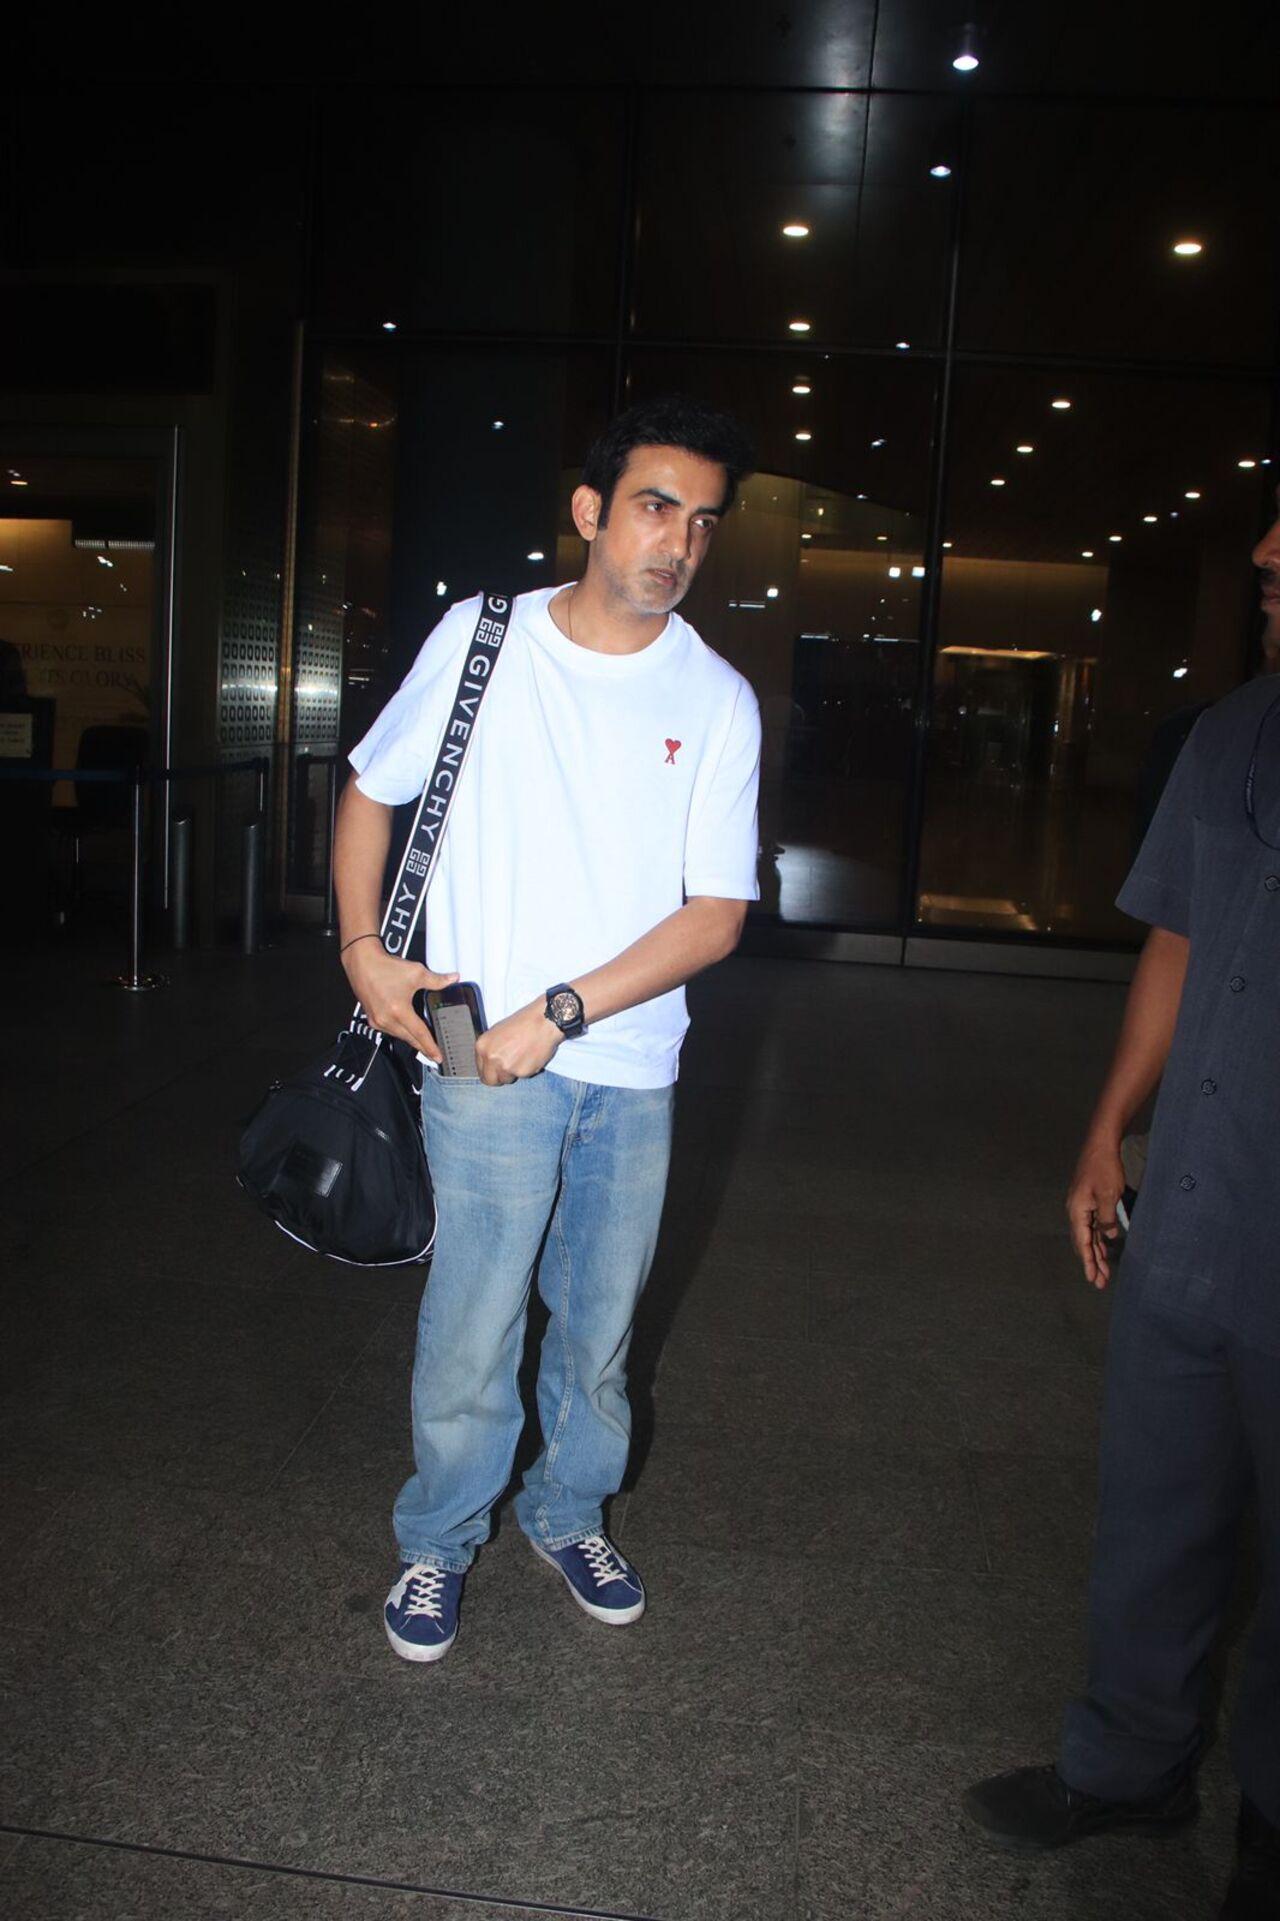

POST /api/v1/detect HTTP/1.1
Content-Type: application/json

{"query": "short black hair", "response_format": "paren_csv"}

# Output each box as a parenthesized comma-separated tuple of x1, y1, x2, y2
(581, 395, 755, 525)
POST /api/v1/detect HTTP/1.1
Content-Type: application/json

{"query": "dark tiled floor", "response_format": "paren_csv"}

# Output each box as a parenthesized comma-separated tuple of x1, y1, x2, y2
(0, 934, 1244, 1917)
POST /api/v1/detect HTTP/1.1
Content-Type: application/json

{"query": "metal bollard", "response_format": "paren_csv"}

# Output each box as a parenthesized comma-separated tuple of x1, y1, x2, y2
(321, 758, 339, 936)
(113, 768, 164, 992)
(242, 815, 264, 956)
(171, 812, 193, 951)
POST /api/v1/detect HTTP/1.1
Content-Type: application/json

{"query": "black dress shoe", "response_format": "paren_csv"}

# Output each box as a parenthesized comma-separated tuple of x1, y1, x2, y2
(1220, 1796, 1280, 1917)
(962, 1763, 1199, 1852)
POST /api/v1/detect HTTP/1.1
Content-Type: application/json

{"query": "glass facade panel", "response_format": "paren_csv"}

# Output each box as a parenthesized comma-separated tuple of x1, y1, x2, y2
(918, 367, 1275, 940)
(632, 92, 958, 350)
(958, 102, 1280, 367)
(627, 350, 937, 927)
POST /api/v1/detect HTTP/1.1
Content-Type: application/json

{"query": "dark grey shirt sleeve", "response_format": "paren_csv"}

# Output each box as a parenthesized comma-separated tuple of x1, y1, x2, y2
(1116, 719, 1203, 937)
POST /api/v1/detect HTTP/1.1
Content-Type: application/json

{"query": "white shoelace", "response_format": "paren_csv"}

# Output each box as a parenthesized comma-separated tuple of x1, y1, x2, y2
(578, 1535, 631, 1589)
(402, 1564, 447, 1619)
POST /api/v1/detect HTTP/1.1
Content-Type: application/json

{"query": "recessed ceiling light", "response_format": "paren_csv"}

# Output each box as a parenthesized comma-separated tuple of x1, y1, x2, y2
(876, 534, 888, 542)
(1016, 443, 1034, 454)
(9, 478, 28, 487)
(888, 566, 902, 578)
(789, 320, 811, 333)
(1091, 608, 1103, 623)
(382, 320, 398, 332)
(492, 419, 505, 430)
(1143, 514, 1158, 523)
(1239, 458, 1258, 469)
(1109, 534, 1123, 543)
(1051, 398, 1072, 411)
(930, 163, 953, 179)
(1173, 665, 1189, 678)
(871, 438, 886, 449)
(792, 381, 811, 395)
(765, 586, 780, 598)
(795, 430, 812, 442)
(1172, 240, 1203, 257)
(953, 51, 979, 72)
(912, 565, 926, 578)
(816, 507, 824, 516)
(990, 477, 1006, 488)
(1185, 489, 1202, 500)
(1081, 549, 1095, 558)
(782, 223, 810, 239)
(895, 341, 911, 350)
(942, 540, 954, 550)
(801, 532, 813, 541)
(526, 550, 545, 562)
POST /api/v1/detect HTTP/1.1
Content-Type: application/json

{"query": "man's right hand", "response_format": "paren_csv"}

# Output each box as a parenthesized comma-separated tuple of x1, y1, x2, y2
(341, 940, 458, 1065)
(1066, 1135, 1126, 1291)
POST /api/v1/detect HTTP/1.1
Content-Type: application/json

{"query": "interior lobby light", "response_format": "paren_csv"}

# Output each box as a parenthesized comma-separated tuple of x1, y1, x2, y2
(781, 223, 810, 239)
(990, 477, 1006, 487)
(801, 532, 813, 540)
(766, 586, 780, 598)
(912, 565, 926, 577)
(0, 563, 12, 573)
(888, 566, 902, 578)
(792, 381, 811, 395)
(895, 341, 910, 350)
(492, 419, 505, 430)
(9, 477, 28, 486)
(1081, 549, 1095, 558)
(1051, 398, 1072, 410)
(381, 320, 398, 331)
(795, 430, 812, 441)
(95, 554, 114, 568)
(526, 550, 545, 562)
(1173, 665, 1189, 678)
(1143, 514, 1158, 522)
(1184, 489, 1202, 499)
(876, 533, 888, 541)
(435, 580, 448, 597)
(1239, 458, 1258, 469)
(942, 540, 954, 549)
(1109, 534, 1123, 543)
(789, 320, 811, 333)
(930, 163, 953, 178)
(1172, 240, 1203, 257)
(1016, 443, 1034, 454)
(871, 437, 886, 448)
(1091, 608, 1103, 623)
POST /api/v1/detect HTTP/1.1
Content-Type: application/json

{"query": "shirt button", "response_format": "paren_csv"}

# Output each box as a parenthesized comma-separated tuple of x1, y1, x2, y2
(1201, 1078, 1218, 1095)
(1179, 1175, 1197, 1191)
(1229, 976, 1247, 992)
(1267, 876, 1280, 892)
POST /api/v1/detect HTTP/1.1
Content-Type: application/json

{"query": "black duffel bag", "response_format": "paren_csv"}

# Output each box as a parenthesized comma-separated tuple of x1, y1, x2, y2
(236, 592, 512, 1266)
(238, 1028, 434, 1266)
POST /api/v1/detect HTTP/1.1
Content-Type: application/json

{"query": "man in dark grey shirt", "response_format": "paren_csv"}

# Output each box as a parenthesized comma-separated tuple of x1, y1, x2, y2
(963, 495, 1280, 1920)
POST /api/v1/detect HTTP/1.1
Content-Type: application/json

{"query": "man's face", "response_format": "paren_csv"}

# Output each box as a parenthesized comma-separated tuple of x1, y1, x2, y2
(576, 444, 728, 615)
(1253, 489, 1280, 650)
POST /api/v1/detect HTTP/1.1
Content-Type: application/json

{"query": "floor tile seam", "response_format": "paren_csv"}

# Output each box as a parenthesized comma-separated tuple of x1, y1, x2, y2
(0, 1825, 660, 1920)
(0, 1009, 294, 1192)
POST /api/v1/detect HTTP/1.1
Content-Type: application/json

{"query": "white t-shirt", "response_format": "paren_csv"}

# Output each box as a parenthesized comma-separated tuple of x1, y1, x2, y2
(348, 586, 761, 1089)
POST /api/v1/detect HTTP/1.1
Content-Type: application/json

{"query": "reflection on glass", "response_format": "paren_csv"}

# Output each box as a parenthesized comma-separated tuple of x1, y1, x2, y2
(918, 369, 1276, 941)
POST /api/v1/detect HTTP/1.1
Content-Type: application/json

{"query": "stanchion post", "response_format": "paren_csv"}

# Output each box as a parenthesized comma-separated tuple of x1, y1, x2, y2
(321, 757, 339, 936)
(242, 815, 263, 956)
(113, 767, 164, 992)
(171, 812, 193, 951)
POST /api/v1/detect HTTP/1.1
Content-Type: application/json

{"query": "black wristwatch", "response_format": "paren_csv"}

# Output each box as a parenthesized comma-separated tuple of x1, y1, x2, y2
(544, 983, 587, 1040)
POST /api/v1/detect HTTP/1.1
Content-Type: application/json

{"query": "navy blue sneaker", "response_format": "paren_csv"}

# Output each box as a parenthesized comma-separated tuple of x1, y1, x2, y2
(531, 1532, 646, 1625)
(384, 1562, 463, 1662)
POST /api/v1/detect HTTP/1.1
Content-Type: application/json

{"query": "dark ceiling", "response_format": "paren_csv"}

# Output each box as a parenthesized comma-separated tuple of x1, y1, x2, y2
(10, 1, 1279, 99)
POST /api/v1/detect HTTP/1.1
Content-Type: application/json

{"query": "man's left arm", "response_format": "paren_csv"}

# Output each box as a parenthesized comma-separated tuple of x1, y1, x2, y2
(475, 898, 747, 1085)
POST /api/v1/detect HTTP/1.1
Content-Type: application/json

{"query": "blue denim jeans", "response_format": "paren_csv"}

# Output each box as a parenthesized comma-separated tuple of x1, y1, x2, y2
(392, 1069, 675, 1573)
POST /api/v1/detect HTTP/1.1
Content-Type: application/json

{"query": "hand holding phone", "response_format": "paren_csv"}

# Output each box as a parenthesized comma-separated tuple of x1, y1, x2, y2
(423, 982, 488, 1077)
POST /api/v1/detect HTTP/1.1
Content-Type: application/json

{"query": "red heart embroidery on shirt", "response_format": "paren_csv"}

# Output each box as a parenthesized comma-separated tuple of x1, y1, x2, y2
(664, 739, 682, 764)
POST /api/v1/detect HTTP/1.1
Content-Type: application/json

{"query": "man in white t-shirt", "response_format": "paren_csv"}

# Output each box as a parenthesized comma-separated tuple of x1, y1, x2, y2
(333, 396, 761, 1663)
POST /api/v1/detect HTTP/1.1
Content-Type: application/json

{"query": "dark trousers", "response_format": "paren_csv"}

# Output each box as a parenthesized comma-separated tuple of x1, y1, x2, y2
(1057, 1274, 1280, 1824)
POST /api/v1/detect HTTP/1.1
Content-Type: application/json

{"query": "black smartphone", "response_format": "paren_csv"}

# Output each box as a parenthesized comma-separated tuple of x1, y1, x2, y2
(423, 981, 487, 1077)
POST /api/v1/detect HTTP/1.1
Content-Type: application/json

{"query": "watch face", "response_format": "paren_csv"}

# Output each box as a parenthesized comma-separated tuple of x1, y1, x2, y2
(549, 989, 582, 1030)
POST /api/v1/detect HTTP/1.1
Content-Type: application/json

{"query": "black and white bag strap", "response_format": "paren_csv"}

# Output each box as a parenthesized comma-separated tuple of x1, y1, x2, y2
(349, 591, 513, 1043)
